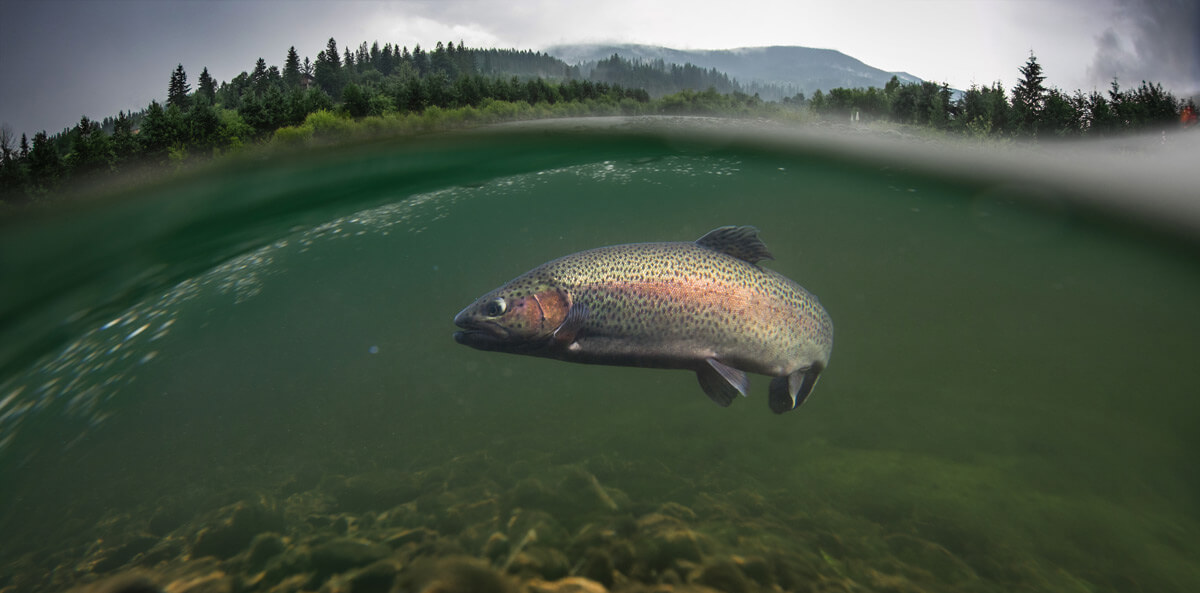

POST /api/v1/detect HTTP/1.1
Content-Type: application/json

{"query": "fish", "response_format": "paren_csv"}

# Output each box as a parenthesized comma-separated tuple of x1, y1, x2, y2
(452, 226, 833, 413)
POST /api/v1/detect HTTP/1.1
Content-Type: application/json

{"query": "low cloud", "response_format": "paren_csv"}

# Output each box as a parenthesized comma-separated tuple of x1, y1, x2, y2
(1087, 0, 1199, 94)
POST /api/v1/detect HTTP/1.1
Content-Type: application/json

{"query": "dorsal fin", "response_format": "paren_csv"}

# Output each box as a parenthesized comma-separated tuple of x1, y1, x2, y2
(695, 225, 774, 264)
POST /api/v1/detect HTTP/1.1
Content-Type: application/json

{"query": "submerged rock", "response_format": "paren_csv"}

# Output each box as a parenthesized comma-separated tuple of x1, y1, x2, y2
(656, 502, 698, 522)
(692, 557, 750, 593)
(396, 556, 514, 593)
(349, 560, 399, 593)
(885, 533, 978, 584)
(577, 548, 615, 588)
(147, 505, 190, 537)
(245, 533, 286, 569)
(259, 547, 313, 589)
(608, 541, 636, 574)
(62, 573, 160, 593)
(511, 478, 558, 512)
(309, 538, 391, 578)
(329, 472, 419, 513)
(732, 555, 772, 587)
(505, 510, 569, 549)
(503, 546, 570, 580)
(91, 534, 161, 573)
(637, 525, 710, 572)
(481, 532, 509, 562)
(192, 500, 284, 560)
(526, 576, 609, 593)
(385, 527, 437, 549)
(159, 570, 234, 593)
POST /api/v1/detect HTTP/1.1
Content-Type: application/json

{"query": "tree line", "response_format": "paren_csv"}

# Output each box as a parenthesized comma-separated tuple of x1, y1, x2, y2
(802, 53, 1196, 138)
(585, 55, 739, 97)
(2, 45, 1194, 205)
(0, 39, 659, 203)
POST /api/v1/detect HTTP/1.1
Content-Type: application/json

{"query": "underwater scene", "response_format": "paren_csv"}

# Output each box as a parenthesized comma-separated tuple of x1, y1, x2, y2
(1, 118, 1198, 593)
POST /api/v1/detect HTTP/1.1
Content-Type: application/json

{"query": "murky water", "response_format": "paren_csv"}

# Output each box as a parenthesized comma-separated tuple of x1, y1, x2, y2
(2, 118, 1197, 592)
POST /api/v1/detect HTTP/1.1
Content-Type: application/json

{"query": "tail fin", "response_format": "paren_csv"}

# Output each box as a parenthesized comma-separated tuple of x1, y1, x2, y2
(768, 364, 823, 414)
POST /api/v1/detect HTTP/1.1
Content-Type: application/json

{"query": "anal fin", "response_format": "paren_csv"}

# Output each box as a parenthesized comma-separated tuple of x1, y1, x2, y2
(768, 364, 823, 414)
(697, 358, 749, 407)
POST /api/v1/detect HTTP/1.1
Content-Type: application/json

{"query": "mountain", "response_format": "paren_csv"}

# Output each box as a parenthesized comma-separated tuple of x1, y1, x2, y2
(545, 44, 924, 100)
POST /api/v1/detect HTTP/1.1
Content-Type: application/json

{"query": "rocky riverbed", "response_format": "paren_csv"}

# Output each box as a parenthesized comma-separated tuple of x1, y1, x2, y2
(3, 438, 1158, 593)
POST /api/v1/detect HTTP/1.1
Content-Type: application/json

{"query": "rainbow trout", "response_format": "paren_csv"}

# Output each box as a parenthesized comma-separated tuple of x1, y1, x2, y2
(453, 226, 833, 413)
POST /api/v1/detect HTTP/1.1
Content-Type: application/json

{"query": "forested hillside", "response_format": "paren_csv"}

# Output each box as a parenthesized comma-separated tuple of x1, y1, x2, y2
(1, 39, 1194, 207)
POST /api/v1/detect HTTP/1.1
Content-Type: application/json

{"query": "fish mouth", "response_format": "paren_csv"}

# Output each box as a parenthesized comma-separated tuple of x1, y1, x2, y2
(453, 328, 503, 349)
(453, 308, 510, 350)
(453, 325, 518, 351)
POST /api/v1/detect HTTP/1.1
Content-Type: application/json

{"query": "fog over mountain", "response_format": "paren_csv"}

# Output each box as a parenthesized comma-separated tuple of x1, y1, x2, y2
(547, 44, 925, 99)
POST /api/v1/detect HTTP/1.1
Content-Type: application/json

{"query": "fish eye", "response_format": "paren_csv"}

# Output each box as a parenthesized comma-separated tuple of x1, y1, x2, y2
(484, 297, 507, 317)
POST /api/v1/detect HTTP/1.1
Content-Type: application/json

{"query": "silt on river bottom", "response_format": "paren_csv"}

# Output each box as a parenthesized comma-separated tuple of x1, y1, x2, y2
(1, 117, 1197, 593)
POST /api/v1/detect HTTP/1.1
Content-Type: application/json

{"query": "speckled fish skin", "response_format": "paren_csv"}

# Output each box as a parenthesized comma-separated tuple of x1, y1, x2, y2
(453, 226, 833, 413)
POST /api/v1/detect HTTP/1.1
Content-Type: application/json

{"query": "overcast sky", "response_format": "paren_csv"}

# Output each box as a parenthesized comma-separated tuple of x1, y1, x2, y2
(1, 0, 1197, 140)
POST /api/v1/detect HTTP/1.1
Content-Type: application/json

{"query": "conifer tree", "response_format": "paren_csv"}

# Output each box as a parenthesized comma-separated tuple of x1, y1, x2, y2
(284, 46, 301, 89)
(357, 42, 370, 72)
(110, 111, 139, 160)
(1011, 53, 1047, 136)
(412, 44, 429, 76)
(251, 58, 270, 97)
(315, 38, 344, 95)
(431, 41, 456, 77)
(139, 101, 169, 156)
(71, 115, 113, 175)
(324, 38, 341, 68)
(197, 67, 217, 104)
(370, 42, 382, 71)
(379, 44, 395, 75)
(28, 131, 64, 188)
(0, 124, 13, 164)
(167, 64, 191, 110)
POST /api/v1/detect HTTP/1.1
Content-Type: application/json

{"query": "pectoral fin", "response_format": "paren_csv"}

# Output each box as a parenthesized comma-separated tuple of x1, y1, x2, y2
(697, 358, 749, 407)
(768, 364, 823, 414)
(552, 302, 588, 346)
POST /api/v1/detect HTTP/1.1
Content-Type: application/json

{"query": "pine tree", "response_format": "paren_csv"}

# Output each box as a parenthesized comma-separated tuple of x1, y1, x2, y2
(0, 124, 14, 164)
(357, 42, 370, 72)
(70, 115, 113, 175)
(325, 38, 341, 68)
(139, 101, 169, 157)
(28, 131, 64, 189)
(379, 44, 395, 75)
(1011, 52, 1047, 136)
(167, 64, 191, 110)
(251, 58, 270, 97)
(197, 67, 217, 104)
(315, 38, 343, 96)
(110, 111, 139, 160)
(188, 100, 220, 147)
(431, 41, 456, 77)
(284, 46, 301, 89)
(412, 44, 429, 76)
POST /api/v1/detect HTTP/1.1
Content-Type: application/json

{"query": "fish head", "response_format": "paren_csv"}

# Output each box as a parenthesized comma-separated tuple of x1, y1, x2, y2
(453, 281, 570, 352)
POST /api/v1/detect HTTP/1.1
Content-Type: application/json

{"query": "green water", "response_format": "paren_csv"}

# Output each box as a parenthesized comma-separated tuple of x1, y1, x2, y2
(1, 119, 1198, 592)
